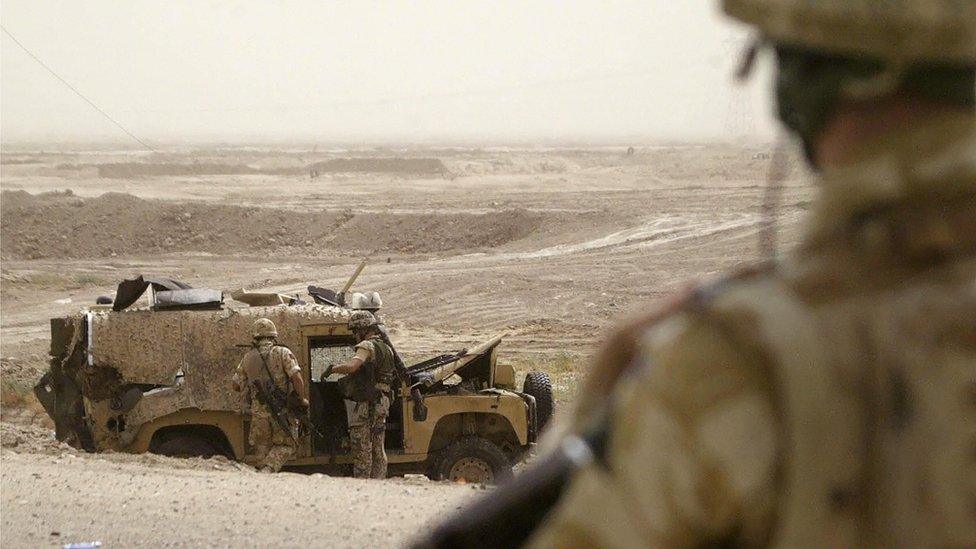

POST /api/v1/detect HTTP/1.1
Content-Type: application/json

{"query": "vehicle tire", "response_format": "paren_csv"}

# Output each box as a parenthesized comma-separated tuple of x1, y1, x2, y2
(151, 433, 222, 458)
(522, 371, 554, 432)
(432, 437, 512, 484)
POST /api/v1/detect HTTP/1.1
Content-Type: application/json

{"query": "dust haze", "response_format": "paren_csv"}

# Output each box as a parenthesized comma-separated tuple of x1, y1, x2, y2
(2, 1, 775, 143)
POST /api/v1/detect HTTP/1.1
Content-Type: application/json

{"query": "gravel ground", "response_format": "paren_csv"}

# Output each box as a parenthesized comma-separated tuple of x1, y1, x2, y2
(1, 449, 479, 547)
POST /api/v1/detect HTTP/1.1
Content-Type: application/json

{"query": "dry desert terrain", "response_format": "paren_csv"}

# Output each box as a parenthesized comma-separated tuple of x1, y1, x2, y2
(0, 143, 811, 546)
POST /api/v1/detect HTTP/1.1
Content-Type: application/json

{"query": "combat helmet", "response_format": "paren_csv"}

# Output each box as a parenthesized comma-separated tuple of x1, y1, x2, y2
(724, 0, 976, 163)
(252, 318, 278, 339)
(348, 310, 378, 332)
(724, 0, 976, 65)
(349, 291, 383, 311)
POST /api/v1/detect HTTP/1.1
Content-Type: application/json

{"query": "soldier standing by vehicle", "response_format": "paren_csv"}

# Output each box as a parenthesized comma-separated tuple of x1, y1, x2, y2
(331, 311, 397, 479)
(421, 0, 976, 547)
(231, 318, 309, 473)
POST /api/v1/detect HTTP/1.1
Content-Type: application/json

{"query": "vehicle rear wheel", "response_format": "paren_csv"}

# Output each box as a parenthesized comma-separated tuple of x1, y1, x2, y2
(151, 433, 222, 458)
(522, 371, 554, 432)
(432, 437, 512, 484)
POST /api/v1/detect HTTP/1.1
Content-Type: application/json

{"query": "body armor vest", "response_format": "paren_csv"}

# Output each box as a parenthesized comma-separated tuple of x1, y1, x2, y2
(343, 338, 396, 402)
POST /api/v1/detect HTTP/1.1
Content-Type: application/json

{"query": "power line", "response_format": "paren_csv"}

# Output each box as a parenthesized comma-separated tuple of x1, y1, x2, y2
(1, 25, 158, 152)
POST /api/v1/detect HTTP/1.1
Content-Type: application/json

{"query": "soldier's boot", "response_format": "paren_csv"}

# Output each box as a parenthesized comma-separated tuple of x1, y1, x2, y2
(246, 444, 270, 470)
(263, 444, 295, 473)
(350, 424, 372, 478)
(370, 424, 387, 479)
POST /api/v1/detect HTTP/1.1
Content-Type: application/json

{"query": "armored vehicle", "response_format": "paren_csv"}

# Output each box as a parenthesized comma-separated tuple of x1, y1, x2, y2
(35, 275, 552, 483)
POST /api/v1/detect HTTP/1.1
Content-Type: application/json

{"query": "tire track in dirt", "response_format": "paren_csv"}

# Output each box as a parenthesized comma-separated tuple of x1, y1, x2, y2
(301, 210, 778, 363)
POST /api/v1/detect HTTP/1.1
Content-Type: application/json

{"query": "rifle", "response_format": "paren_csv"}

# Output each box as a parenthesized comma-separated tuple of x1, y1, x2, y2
(250, 377, 299, 445)
(406, 349, 469, 375)
(285, 391, 326, 440)
(254, 347, 325, 442)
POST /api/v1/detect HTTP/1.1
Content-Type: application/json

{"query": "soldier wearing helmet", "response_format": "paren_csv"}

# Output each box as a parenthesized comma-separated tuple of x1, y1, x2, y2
(231, 318, 309, 472)
(421, 1, 976, 547)
(330, 310, 397, 478)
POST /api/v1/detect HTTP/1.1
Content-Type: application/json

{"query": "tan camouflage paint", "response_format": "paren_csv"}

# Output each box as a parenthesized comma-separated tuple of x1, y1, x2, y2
(55, 303, 535, 473)
(82, 304, 350, 453)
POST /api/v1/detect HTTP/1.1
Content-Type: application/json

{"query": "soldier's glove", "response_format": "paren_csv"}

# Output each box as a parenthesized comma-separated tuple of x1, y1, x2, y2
(320, 363, 334, 382)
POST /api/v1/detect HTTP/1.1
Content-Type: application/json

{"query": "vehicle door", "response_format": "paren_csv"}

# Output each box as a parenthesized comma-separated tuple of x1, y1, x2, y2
(302, 324, 357, 458)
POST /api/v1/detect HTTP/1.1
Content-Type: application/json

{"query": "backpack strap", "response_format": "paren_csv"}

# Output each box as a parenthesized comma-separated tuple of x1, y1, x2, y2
(258, 344, 294, 393)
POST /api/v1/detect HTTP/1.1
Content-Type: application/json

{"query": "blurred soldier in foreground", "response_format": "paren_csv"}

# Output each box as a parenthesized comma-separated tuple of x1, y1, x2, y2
(231, 318, 309, 472)
(331, 311, 397, 478)
(420, 0, 975, 546)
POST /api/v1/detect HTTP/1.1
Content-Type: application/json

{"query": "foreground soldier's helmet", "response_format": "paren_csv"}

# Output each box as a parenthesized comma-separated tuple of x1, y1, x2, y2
(724, 0, 976, 161)
(724, 0, 976, 65)
(348, 310, 377, 332)
(252, 318, 278, 339)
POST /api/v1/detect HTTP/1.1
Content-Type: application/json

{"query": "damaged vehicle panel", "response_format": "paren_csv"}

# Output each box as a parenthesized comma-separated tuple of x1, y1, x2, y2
(36, 275, 552, 482)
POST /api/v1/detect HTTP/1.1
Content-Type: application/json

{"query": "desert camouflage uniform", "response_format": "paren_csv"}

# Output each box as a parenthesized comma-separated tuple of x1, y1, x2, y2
(348, 392, 392, 479)
(346, 337, 396, 479)
(233, 341, 301, 472)
(526, 113, 976, 547)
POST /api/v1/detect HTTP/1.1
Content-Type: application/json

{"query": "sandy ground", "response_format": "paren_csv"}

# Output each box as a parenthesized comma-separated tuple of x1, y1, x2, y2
(0, 143, 812, 546)
(1, 449, 476, 547)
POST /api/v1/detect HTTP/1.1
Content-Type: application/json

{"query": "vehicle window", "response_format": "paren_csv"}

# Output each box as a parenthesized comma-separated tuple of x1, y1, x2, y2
(309, 339, 356, 382)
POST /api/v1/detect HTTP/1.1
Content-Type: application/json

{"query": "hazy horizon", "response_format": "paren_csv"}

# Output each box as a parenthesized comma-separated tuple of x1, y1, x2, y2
(1, 1, 778, 146)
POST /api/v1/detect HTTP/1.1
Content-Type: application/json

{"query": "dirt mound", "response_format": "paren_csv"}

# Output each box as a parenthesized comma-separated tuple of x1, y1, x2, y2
(0, 349, 49, 390)
(0, 157, 43, 165)
(0, 190, 337, 259)
(445, 156, 577, 176)
(53, 162, 303, 178)
(329, 208, 551, 253)
(0, 422, 70, 455)
(309, 157, 445, 175)
(95, 163, 263, 178)
(0, 422, 250, 474)
(52, 158, 446, 178)
(1, 191, 566, 259)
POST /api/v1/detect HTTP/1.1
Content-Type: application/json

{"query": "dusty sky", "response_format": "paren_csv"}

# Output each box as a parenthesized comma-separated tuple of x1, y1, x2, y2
(1, 1, 776, 144)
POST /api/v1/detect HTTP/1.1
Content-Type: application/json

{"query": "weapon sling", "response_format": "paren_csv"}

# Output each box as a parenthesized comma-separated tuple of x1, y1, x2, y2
(254, 347, 299, 444)
(258, 347, 324, 440)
